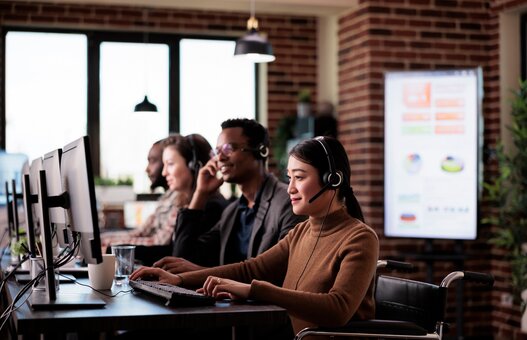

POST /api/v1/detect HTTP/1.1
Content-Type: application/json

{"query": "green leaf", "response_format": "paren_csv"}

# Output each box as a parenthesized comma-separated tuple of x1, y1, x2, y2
(483, 78, 527, 302)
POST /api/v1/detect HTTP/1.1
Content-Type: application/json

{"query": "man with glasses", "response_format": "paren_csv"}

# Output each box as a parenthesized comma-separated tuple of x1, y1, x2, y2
(153, 118, 305, 272)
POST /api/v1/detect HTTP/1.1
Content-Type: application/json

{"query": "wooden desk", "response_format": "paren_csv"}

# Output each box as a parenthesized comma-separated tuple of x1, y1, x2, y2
(4, 278, 288, 339)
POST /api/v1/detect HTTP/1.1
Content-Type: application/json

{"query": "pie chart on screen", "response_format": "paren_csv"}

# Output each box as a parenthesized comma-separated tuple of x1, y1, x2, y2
(400, 213, 416, 223)
(404, 153, 422, 174)
(441, 156, 464, 173)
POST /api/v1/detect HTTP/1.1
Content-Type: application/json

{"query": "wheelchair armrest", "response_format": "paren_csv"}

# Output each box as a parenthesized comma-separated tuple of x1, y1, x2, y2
(440, 271, 494, 288)
(294, 319, 428, 339)
(377, 259, 415, 272)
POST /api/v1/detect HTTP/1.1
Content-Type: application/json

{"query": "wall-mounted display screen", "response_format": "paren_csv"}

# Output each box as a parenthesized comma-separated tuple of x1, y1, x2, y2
(384, 68, 483, 240)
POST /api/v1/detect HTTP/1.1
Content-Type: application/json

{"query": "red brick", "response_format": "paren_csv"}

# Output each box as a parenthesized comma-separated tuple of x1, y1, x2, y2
(0, 0, 521, 337)
(0, 3, 13, 12)
(41, 4, 66, 15)
(13, 3, 39, 13)
(30, 14, 55, 23)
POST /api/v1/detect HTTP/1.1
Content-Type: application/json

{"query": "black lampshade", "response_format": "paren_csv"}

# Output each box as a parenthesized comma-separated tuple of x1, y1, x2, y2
(234, 3, 276, 65)
(234, 29, 275, 63)
(134, 95, 158, 112)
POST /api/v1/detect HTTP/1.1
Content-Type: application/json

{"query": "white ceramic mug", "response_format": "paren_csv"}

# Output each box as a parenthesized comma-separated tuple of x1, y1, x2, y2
(88, 254, 116, 290)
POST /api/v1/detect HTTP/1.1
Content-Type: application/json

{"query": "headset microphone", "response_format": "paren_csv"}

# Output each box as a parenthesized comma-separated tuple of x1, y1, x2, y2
(308, 182, 332, 203)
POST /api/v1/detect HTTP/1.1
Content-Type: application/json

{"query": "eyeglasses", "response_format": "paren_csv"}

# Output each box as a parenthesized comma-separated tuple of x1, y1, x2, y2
(214, 143, 252, 157)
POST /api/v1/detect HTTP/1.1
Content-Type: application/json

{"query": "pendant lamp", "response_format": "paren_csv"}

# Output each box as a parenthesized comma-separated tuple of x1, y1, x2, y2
(134, 95, 157, 112)
(234, 0, 275, 63)
(134, 32, 158, 112)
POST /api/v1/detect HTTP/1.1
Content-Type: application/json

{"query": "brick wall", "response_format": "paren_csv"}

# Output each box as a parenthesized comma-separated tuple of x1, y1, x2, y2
(0, 0, 317, 155)
(337, 0, 525, 338)
(2, 0, 527, 338)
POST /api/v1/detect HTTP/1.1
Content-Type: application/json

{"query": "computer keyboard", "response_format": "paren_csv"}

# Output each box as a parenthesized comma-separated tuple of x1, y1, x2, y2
(129, 279, 215, 307)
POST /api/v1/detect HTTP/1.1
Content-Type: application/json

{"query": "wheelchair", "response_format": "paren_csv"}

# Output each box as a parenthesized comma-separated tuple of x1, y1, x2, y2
(295, 260, 494, 339)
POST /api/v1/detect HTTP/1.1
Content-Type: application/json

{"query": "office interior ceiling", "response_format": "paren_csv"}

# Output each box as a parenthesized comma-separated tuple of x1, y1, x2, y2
(25, 0, 356, 16)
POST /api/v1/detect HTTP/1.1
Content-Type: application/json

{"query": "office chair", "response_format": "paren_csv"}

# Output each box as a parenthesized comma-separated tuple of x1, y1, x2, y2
(294, 266, 494, 339)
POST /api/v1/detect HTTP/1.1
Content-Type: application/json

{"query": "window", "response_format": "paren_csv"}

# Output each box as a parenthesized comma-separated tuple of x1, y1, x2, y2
(179, 39, 256, 146)
(4, 30, 257, 193)
(99, 42, 169, 192)
(5, 31, 87, 162)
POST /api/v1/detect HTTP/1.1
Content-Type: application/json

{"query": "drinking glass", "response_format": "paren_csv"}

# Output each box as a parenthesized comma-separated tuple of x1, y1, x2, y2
(111, 245, 135, 286)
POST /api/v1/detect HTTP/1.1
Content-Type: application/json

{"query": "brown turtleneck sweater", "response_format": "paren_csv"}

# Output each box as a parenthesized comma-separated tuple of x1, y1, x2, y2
(179, 207, 379, 334)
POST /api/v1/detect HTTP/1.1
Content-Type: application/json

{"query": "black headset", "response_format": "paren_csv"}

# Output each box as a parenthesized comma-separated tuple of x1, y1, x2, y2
(296, 136, 343, 288)
(309, 136, 343, 203)
(242, 143, 269, 160)
(187, 135, 203, 178)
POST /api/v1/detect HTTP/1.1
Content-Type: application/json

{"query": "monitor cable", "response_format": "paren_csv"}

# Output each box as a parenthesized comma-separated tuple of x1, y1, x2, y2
(0, 254, 30, 293)
(0, 228, 9, 263)
(59, 273, 133, 298)
(0, 268, 44, 333)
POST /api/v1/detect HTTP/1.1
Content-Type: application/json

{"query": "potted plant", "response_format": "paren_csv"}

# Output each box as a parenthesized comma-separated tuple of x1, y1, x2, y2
(11, 235, 30, 269)
(94, 176, 135, 206)
(483, 79, 527, 327)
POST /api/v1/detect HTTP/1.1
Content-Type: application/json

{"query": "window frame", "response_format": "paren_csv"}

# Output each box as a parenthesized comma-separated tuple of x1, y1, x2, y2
(1, 26, 259, 176)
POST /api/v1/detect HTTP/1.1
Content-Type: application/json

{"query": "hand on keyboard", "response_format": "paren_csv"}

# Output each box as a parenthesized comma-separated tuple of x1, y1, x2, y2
(199, 276, 251, 301)
(130, 279, 216, 307)
(130, 266, 183, 286)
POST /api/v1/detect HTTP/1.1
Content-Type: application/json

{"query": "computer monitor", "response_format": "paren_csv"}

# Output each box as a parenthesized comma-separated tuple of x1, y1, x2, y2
(42, 149, 72, 248)
(60, 136, 102, 265)
(28, 158, 43, 229)
(3, 175, 22, 241)
(5, 179, 24, 259)
(10, 179, 23, 241)
(21, 161, 38, 258)
(5, 181, 14, 238)
(384, 68, 482, 240)
(22, 158, 44, 258)
(29, 136, 104, 309)
(0, 151, 28, 207)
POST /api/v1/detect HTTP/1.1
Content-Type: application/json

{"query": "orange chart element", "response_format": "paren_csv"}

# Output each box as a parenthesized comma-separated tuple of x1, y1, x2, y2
(435, 112, 464, 121)
(435, 98, 464, 108)
(403, 113, 431, 121)
(435, 125, 464, 134)
(403, 82, 431, 108)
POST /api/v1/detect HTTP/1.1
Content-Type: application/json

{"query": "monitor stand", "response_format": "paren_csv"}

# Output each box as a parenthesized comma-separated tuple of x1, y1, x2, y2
(27, 170, 106, 311)
(15, 273, 76, 284)
(28, 290, 106, 310)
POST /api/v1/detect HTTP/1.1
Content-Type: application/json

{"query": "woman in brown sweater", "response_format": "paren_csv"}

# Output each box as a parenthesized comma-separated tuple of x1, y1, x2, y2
(131, 136, 379, 337)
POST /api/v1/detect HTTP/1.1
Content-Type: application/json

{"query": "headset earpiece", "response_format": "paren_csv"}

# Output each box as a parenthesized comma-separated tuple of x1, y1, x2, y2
(187, 135, 202, 177)
(257, 144, 269, 159)
(323, 170, 343, 188)
(309, 136, 342, 203)
(315, 136, 342, 189)
(188, 160, 203, 176)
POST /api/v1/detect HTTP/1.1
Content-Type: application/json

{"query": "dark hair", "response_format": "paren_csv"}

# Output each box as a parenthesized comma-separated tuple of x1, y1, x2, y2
(152, 138, 165, 146)
(221, 118, 269, 162)
(162, 133, 213, 180)
(289, 136, 365, 222)
(185, 133, 213, 169)
(148, 138, 169, 191)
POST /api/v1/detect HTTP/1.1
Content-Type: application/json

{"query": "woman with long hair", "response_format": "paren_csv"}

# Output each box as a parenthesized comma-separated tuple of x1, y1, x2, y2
(131, 136, 379, 337)
(102, 134, 227, 264)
